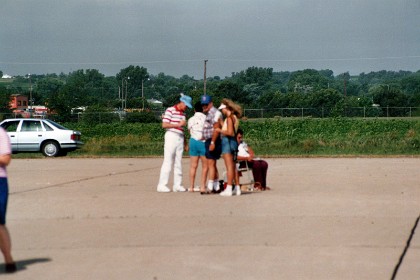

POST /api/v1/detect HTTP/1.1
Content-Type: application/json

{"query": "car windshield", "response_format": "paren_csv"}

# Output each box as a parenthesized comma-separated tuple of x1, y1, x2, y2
(44, 120, 70, 130)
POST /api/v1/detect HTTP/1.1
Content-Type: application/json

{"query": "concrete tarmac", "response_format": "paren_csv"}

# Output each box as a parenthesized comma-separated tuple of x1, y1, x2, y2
(2, 157, 419, 279)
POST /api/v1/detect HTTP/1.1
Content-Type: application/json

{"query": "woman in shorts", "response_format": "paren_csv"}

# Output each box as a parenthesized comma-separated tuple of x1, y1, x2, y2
(216, 98, 242, 197)
(187, 101, 208, 193)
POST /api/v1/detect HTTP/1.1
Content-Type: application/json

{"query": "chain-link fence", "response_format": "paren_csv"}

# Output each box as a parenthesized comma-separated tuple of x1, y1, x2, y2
(242, 107, 420, 119)
(1, 107, 419, 124)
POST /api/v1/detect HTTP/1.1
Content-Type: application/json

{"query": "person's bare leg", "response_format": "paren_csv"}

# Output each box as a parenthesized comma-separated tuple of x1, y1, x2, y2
(0, 225, 14, 264)
(189, 156, 199, 191)
(220, 154, 235, 196)
(207, 158, 216, 191)
(223, 154, 235, 186)
(199, 156, 208, 192)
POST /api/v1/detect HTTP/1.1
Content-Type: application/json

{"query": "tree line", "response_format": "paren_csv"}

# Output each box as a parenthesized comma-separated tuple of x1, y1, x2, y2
(1, 66, 420, 121)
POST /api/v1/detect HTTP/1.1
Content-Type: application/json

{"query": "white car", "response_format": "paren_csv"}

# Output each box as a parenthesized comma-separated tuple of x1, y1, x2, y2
(0, 118, 84, 157)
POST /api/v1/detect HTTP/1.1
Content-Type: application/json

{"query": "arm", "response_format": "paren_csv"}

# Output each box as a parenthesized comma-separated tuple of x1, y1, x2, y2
(246, 145, 255, 161)
(161, 107, 186, 129)
(0, 154, 11, 167)
(236, 142, 255, 162)
(209, 118, 222, 151)
(162, 119, 186, 129)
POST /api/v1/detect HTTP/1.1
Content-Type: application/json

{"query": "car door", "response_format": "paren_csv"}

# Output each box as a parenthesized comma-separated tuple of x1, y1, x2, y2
(18, 120, 45, 151)
(1, 120, 20, 152)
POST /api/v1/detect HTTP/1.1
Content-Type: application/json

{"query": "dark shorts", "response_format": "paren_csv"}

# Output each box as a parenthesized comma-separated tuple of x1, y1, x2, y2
(0, 178, 9, 225)
(205, 138, 222, 160)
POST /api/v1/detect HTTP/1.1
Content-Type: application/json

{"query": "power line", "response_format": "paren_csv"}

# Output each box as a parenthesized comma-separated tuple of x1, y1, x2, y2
(1, 55, 419, 66)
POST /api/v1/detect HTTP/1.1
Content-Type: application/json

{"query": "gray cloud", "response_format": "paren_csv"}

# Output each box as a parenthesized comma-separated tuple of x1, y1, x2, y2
(1, 0, 419, 78)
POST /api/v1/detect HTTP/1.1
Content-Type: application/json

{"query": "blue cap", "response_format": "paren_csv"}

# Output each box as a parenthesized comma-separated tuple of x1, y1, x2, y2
(200, 95, 212, 105)
(180, 94, 192, 108)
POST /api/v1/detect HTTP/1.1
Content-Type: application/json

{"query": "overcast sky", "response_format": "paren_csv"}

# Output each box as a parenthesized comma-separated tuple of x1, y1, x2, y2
(1, 0, 419, 78)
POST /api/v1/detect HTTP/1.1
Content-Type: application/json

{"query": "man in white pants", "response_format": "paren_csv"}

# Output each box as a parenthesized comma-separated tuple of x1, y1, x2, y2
(157, 94, 193, 193)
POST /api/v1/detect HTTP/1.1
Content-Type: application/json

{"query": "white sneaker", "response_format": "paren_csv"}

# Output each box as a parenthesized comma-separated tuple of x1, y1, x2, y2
(173, 186, 186, 192)
(235, 186, 241, 196)
(157, 186, 171, 193)
(220, 189, 233, 197)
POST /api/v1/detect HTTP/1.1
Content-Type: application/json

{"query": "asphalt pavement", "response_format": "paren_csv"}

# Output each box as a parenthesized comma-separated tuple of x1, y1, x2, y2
(2, 157, 419, 280)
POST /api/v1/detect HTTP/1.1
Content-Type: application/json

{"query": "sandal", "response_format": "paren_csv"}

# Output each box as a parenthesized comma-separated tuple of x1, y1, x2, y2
(200, 191, 211, 195)
(254, 182, 263, 191)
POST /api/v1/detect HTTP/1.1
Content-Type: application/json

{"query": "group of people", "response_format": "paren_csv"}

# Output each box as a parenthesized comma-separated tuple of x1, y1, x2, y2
(156, 93, 269, 197)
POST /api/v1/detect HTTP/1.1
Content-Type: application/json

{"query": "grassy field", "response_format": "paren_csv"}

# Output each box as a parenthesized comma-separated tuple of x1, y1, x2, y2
(59, 118, 420, 157)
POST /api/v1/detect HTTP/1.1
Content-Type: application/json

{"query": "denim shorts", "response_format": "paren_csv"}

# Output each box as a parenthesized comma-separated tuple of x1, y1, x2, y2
(189, 138, 206, 157)
(0, 178, 9, 225)
(221, 136, 238, 156)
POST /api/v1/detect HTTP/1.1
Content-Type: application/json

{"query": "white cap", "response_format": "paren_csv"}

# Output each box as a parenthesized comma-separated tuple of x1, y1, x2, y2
(218, 104, 226, 110)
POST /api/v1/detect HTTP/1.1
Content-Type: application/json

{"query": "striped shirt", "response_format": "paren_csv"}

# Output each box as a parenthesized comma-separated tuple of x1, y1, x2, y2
(162, 105, 186, 136)
(0, 128, 11, 178)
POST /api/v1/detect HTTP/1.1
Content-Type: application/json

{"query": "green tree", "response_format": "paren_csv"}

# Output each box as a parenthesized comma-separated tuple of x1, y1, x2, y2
(36, 77, 64, 105)
(0, 86, 11, 114)
(116, 65, 149, 107)
(308, 88, 343, 109)
(288, 69, 329, 93)
(49, 69, 109, 121)
(401, 72, 420, 96)
(216, 80, 245, 104)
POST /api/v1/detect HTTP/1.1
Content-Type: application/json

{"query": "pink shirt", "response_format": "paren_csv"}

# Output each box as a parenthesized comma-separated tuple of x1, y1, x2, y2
(0, 128, 11, 177)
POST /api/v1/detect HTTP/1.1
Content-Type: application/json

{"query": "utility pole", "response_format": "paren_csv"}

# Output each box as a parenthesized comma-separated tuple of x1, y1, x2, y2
(28, 73, 33, 114)
(142, 79, 145, 110)
(203, 59, 208, 94)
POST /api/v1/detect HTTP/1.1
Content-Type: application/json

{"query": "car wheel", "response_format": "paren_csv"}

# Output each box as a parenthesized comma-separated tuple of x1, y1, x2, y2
(42, 141, 60, 157)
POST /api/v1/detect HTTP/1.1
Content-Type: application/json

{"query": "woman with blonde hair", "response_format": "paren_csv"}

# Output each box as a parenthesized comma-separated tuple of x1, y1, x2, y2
(216, 98, 242, 196)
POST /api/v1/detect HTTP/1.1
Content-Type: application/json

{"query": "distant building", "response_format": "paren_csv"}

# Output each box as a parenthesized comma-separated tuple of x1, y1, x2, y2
(147, 98, 163, 107)
(1, 74, 13, 79)
(9, 94, 28, 110)
(9, 94, 49, 118)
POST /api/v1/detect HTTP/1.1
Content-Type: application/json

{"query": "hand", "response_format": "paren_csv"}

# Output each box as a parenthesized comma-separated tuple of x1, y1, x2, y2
(209, 143, 215, 151)
(179, 120, 186, 127)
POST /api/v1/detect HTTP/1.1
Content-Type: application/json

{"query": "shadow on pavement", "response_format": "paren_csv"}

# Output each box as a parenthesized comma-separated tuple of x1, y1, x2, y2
(0, 258, 51, 274)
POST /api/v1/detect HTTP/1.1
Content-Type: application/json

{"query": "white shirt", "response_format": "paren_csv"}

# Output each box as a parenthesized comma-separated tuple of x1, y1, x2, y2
(237, 141, 250, 157)
(188, 112, 206, 141)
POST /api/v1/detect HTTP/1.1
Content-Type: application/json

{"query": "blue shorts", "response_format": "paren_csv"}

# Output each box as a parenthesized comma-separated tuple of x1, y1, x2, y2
(0, 178, 9, 225)
(189, 138, 206, 157)
(221, 136, 238, 156)
(205, 138, 222, 160)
